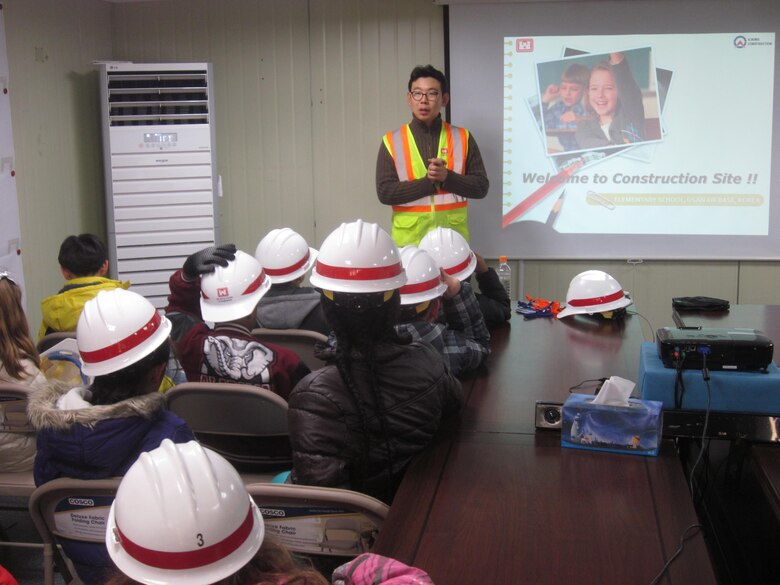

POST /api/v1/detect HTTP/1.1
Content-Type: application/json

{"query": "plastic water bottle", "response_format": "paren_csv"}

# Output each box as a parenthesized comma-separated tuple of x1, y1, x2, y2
(497, 255, 512, 299)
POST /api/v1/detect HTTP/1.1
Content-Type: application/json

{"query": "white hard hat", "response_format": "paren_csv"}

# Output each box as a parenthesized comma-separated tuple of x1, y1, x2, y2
(107, 440, 264, 585)
(254, 228, 318, 284)
(398, 246, 447, 306)
(310, 219, 406, 294)
(556, 270, 633, 319)
(77, 288, 172, 377)
(200, 250, 271, 322)
(418, 227, 476, 282)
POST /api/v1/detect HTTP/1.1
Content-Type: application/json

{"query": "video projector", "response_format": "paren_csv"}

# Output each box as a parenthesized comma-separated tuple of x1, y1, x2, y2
(656, 327, 774, 372)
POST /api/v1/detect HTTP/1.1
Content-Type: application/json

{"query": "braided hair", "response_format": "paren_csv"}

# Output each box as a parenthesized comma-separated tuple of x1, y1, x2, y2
(321, 290, 409, 501)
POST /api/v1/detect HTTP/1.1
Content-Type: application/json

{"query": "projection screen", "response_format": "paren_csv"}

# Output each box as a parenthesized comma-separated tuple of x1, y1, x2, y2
(447, 0, 780, 259)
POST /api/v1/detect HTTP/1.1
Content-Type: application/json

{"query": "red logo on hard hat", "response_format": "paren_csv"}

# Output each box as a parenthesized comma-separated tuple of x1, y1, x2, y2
(217, 287, 229, 298)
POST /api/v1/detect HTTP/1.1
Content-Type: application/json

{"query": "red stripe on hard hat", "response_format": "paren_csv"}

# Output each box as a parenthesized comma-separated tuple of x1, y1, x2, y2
(315, 261, 403, 281)
(116, 505, 254, 570)
(400, 276, 442, 295)
(443, 253, 473, 277)
(568, 290, 625, 307)
(263, 252, 309, 277)
(80, 312, 162, 365)
(242, 272, 267, 294)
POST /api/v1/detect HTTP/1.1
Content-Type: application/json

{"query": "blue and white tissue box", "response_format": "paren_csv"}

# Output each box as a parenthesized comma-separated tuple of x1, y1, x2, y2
(561, 393, 663, 457)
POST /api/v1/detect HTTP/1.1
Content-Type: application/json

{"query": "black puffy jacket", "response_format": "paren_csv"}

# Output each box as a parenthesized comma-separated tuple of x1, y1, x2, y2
(288, 340, 462, 503)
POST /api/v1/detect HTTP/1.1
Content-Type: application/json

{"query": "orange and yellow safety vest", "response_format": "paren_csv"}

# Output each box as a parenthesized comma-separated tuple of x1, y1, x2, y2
(383, 122, 470, 246)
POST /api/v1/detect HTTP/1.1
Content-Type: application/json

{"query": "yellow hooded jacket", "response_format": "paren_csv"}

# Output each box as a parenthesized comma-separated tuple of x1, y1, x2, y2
(38, 277, 131, 341)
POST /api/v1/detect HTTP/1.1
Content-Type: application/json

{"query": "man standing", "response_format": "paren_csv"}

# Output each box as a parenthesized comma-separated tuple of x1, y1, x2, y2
(376, 65, 489, 246)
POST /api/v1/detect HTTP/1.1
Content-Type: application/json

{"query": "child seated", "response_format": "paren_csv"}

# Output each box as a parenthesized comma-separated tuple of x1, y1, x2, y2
(39, 234, 129, 340)
(395, 246, 489, 377)
(0, 272, 46, 472)
(165, 245, 310, 398)
(28, 288, 194, 585)
(287, 220, 462, 504)
(418, 228, 510, 328)
(254, 228, 330, 335)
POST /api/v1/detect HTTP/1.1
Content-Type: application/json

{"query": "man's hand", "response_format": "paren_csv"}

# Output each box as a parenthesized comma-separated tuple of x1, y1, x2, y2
(427, 158, 449, 183)
(441, 268, 461, 299)
(183, 244, 237, 279)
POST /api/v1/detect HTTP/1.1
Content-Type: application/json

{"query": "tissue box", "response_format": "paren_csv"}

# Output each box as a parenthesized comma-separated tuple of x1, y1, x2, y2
(561, 393, 663, 457)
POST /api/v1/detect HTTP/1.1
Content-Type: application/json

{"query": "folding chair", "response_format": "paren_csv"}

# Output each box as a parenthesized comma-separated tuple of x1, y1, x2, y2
(251, 328, 328, 371)
(165, 382, 290, 480)
(0, 382, 41, 566)
(28, 476, 121, 585)
(36, 331, 77, 354)
(0, 382, 37, 498)
(246, 483, 388, 561)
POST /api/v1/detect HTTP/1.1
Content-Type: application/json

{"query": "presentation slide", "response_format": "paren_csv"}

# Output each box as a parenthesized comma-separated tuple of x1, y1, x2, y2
(503, 33, 774, 236)
(448, 1, 780, 260)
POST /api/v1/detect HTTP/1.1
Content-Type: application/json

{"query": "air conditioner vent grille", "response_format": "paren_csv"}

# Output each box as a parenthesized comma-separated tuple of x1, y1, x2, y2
(107, 71, 209, 126)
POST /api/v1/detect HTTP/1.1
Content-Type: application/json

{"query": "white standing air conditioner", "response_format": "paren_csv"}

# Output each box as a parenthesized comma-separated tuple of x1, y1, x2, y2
(99, 62, 220, 308)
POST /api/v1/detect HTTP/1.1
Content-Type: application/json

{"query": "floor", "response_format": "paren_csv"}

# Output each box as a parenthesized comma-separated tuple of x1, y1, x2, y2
(0, 497, 65, 585)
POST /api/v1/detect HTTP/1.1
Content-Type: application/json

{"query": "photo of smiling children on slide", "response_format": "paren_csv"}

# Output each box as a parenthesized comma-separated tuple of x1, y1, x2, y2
(575, 52, 646, 149)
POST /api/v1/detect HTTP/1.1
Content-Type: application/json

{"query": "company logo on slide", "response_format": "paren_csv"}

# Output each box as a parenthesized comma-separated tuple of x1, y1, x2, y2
(734, 35, 773, 48)
(516, 38, 534, 52)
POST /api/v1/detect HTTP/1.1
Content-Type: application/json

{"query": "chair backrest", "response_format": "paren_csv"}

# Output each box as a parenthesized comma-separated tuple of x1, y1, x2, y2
(251, 328, 327, 371)
(37, 331, 77, 354)
(0, 381, 34, 434)
(28, 476, 122, 585)
(0, 382, 37, 498)
(246, 483, 389, 557)
(166, 382, 288, 436)
(165, 382, 290, 469)
(29, 477, 121, 545)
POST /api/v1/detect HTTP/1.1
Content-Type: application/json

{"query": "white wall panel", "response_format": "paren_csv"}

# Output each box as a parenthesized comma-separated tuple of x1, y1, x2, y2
(308, 0, 444, 240)
(112, 0, 315, 254)
(4, 0, 113, 331)
(112, 0, 442, 247)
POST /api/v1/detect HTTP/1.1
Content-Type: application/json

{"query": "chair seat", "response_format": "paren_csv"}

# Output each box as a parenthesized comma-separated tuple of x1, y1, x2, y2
(240, 471, 278, 484)
(0, 470, 36, 497)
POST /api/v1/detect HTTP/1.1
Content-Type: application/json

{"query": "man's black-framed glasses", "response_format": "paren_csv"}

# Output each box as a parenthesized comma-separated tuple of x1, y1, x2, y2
(410, 90, 441, 102)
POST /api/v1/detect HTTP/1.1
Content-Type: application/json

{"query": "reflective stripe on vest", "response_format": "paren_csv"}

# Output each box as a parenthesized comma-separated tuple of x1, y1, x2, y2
(383, 123, 469, 212)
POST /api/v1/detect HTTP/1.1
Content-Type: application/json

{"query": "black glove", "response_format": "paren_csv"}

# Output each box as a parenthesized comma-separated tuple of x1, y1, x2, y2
(183, 244, 237, 279)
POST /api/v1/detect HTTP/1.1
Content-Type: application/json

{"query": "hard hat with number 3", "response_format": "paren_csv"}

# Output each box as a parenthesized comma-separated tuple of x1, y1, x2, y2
(106, 440, 264, 585)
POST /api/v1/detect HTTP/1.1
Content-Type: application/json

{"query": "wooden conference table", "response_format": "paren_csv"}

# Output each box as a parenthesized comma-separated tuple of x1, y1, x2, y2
(373, 312, 715, 584)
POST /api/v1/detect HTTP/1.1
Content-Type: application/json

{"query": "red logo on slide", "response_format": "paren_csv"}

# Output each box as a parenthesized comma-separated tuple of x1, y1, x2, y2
(516, 38, 534, 52)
